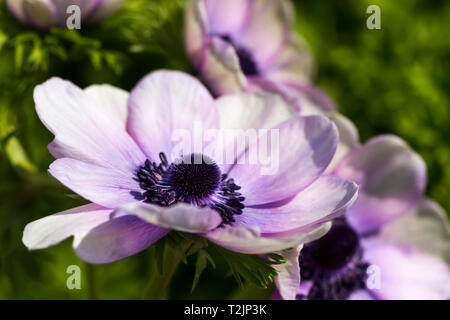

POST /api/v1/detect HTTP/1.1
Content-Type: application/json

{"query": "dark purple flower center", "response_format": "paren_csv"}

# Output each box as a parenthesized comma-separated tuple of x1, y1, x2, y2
(220, 35, 260, 76)
(297, 220, 369, 300)
(133, 153, 245, 225)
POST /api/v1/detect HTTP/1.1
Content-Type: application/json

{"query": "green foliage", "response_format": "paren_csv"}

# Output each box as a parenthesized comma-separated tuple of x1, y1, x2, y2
(162, 233, 284, 293)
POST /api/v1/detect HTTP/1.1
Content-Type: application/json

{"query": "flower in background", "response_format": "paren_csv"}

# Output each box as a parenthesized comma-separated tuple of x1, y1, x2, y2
(7, 0, 125, 29)
(22, 70, 358, 263)
(184, 0, 327, 112)
(275, 120, 450, 299)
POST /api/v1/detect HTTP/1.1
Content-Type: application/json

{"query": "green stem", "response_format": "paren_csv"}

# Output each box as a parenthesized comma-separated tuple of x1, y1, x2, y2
(141, 239, 183, 300)
(85, 263, 100, 300)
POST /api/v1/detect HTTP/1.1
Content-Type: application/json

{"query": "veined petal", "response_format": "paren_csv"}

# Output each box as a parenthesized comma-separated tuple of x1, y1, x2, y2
(274, 244, 303, 300)
(326, 113, 360, 173)
(34, 78, 145, 172)
(200, 37, 247, 95)
(206, 92, 295, 172)
(234, 175, 358, 234)
(203, 0, 250, 35)
(22, 203, 167, 264)
(49, 158, 141, 209)
(334, 135, 427, 234)
(84, 84, 129, 128)
(377, 199, 450, 263)
(127, 70, 219, 162)
(234, 0, 295, 64)
(229, 115, 338, 206)
(205, 222, 331, 255)
(362, 240, 450, 300)
(116, 202, 222, 234)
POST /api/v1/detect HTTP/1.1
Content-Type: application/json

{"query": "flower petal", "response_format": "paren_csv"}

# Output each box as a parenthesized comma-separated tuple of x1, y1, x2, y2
(202, 37, 247, 95)
(22, 203, 167, 264)
(49, 158, 141, 208)
(334, 135, 427, 234)
(362, 240, 450, 300)
(235, 0, 295, 64)
(35, 78, 145, 171)
(274, 244, 303, 300)
(377, 199, 450, 263)
(127, 70, 218, 162)
(22, 0, 58, 28)
(206, 92, 295, 172)
(203, 0, 250, 35)
(83, 84, 129, 128)
(116, 202, 222, 234)
(234, 175, 358, 234)
(229, 115, 338, 206)
(326, 113, 360, 174)
(263, 34, 314, 83)
(23, 203, 110, 250)
(205, 222, 331, 255)
(75, 214, 168, 264)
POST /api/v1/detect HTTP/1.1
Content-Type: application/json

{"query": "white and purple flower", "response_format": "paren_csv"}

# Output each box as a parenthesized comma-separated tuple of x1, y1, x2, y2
(184, 0, 324, 112)
(7, 0, 125, 29)
(275, 121, 450, 300)
(22, 70, 359, 264)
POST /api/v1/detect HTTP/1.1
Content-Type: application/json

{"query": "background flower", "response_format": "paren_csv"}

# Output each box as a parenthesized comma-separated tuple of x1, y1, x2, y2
(274, 128, 450, 300)
(7, 0, 125, 29)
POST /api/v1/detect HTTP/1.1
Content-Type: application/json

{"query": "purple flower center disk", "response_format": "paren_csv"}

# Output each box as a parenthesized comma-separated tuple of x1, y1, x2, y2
(132, 153, 245, 225)
(298, 220, 370, 300)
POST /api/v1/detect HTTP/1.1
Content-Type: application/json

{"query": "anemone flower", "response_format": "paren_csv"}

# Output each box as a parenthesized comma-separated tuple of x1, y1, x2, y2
(7, 0, 125, 29)
(275, 126, 450, 300)
(184, 0, 322, 107)
(22, 70, 358, 265)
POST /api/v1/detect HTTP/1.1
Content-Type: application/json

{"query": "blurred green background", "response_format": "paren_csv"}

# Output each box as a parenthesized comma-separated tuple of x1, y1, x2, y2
(0, 0, 448, 299)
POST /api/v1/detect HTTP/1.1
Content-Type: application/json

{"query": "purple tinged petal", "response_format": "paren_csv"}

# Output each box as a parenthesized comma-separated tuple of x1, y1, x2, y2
(7, 0, 123, 28)
(206, 92, 295, 172)
(116, 202, 222, 234)
(49, 158, 141, 209)
(205, 222, 331, 255)
(23, 203, 110, 250)
(234, 175, 358, 234)
(84, 84, 129, 129)
(22, 203, 167, 264)
(334, 135, 427, 234)
(274, 244, 303, 300)
(234, 0, 294, 65)
(22, 0, 58, 29)
(202, 0, 250, 35)
(362, 240, 450, 300)
(34, 77, 146, 172)
(127, 70, 218, 162)
(229, 115, 339, 206)
(377, 199, 450, 263)
(7, 0, 26, 22)
(74, 214, 168, 264)
(347, 290, 374, 300)
(200, 36, 247, 95)
(325, 113, 360, 173)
